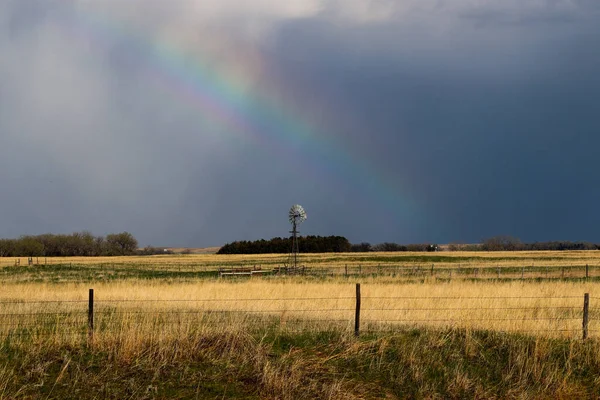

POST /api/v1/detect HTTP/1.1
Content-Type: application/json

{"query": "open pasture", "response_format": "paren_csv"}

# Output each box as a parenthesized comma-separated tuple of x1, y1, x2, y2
(2, 251, 600, 339)
(2, 253, 600, 398)
(2, 250, 600, 283)
(3, 249, 600, 268)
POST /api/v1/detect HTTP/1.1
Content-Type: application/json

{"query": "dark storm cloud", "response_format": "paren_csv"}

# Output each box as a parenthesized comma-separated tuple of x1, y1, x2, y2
(268, 1, 600, 244)
(1, 0, 599, 246)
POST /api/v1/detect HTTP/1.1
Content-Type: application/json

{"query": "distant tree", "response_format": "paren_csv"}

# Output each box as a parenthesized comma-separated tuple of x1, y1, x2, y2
(448, 242, 468, 251)
(106, 232, 138, 255)
(0, 239, 16, 257)
(372, 243, 408, 252)
(406, 244, 428, 252)
(482, 236, 523, 251)
(350, 242, 372, 252)
(16, 236, 44, 257)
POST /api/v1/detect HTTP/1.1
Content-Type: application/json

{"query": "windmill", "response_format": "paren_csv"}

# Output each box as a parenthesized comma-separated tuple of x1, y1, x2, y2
(287, 204, 307, 272)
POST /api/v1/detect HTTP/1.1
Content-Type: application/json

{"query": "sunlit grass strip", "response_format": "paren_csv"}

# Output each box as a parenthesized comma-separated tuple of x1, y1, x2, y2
(3, 250, 600, 269)
(0, 280, 595, 340)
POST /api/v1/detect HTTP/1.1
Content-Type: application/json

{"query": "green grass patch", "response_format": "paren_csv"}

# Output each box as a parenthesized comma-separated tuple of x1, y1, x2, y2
(1, 327, 599, 399)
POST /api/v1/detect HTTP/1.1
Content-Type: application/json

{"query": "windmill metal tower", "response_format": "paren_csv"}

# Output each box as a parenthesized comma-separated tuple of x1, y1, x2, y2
(287, 204, 307, 271)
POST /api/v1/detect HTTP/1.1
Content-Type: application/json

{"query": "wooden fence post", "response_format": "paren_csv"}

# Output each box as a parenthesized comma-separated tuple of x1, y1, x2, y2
(431, 264, 434, 276)
(355, 283, 361, 337)
(586, 264, 589, 279)
(345, 264, 348, 277)
(88, 288, 94, 341)
(497, 266, 500, 279)
(583, 293, 590, 340)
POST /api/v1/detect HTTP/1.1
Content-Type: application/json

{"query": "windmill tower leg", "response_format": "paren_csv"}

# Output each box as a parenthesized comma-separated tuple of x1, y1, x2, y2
(290, 221, 298, 272)
(293, 221, 298, 270)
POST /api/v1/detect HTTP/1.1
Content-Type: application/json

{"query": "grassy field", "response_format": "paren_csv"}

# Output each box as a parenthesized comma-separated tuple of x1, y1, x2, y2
(4, 250, 600, 268)
(0, 280, 596, 337)
(3, 251, 600, 284)
(2, 252, 600, 398)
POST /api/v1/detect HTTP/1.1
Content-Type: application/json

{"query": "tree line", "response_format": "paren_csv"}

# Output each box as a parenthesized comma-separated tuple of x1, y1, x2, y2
(351, 237, 599, 252)
(218, 235, 600, 254)
(217, 236, 352, 254)
(3, 232, 596, 257)
(0, 232, 139, 257)
(350, 243, 439, 252)
(477, 236, 599, 251)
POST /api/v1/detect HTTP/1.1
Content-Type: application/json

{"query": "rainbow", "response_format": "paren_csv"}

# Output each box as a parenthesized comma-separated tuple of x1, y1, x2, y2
(57, 2, 417, 221)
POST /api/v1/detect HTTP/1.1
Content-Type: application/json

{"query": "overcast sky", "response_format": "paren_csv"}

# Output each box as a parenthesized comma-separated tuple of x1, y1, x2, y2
(1, 0, 599, 247)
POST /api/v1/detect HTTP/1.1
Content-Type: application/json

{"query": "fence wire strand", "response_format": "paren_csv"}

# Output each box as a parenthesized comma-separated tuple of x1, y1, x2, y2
(362, 306, 581, 311)
(363, 296, 582, 300)
(95, 297, 355, 303)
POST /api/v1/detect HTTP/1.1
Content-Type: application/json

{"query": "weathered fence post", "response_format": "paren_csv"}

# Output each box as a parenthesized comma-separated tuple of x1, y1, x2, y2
(583, 293, 590, 340)
(88, 288, 94, 341)
(586, 264, 589, 279)
(355, 283, 361, 337)
(497, 266, 500, 279)
(431, 264, 434, 276)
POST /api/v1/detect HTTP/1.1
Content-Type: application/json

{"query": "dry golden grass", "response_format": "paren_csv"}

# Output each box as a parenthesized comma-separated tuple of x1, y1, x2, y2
(0, 279, 596, 340)
(3, 250, 600, 269)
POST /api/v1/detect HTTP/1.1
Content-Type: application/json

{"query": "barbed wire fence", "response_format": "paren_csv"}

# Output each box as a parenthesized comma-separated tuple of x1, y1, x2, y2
(0, 285, 594, 340)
